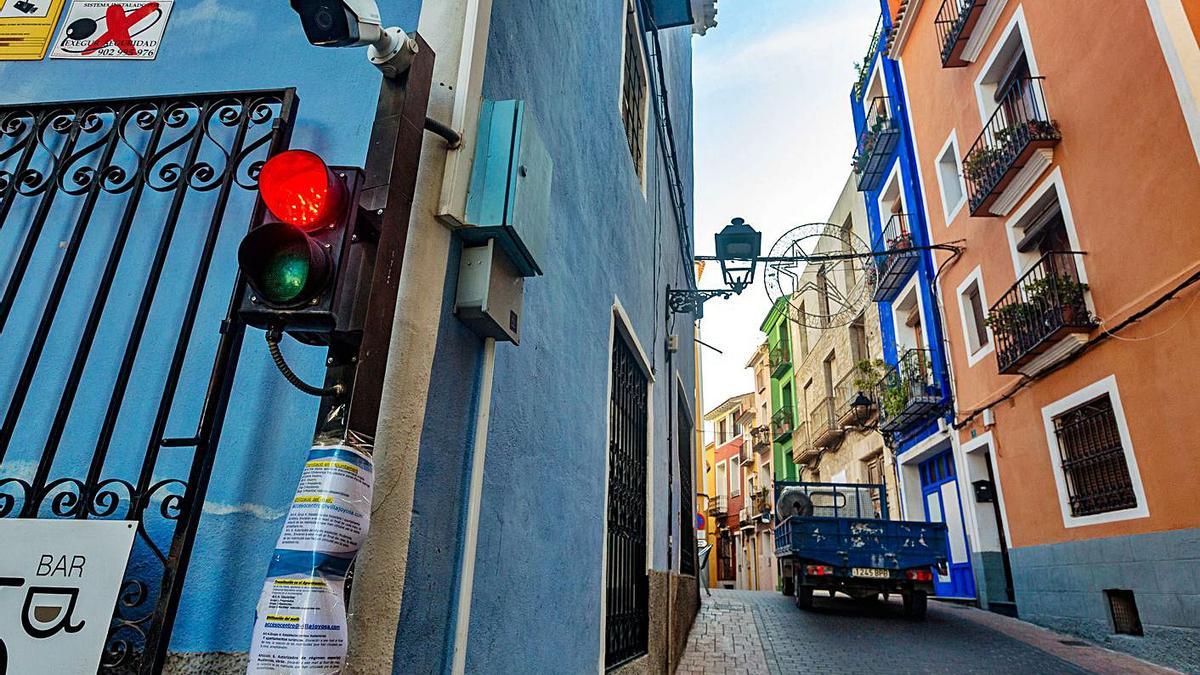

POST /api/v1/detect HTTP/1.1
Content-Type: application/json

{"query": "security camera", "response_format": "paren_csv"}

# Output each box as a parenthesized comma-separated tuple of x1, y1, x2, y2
(290, 0, 417, 78)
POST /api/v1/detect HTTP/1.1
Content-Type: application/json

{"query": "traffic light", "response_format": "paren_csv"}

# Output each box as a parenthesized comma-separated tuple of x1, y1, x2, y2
(238, 149, 372, 344)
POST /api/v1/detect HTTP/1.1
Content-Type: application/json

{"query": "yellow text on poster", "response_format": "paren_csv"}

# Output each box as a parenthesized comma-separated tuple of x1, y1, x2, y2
(0, 0, 67, 61)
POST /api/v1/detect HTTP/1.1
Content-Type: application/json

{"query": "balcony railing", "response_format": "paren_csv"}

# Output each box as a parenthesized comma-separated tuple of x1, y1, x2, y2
(963, 77, 1061, 216)
(792, 420, 820, 465)
(709, 495, 728, 517)
(739, 440, 754, 463)
(872, 213, 922, 302)
(751, 425, 773, 454)
(769, 342, 791, 377)
(877, 349, 947, 434)
(834, 369, 877, 427)
(809, 397, 844, 450)
(752, 487, 772, 514)
(853, 15, 884, 100)
(936, 0, 986, 68)
(771, 405, 794, 441)
(853, 96, 901, 192)
(988, 252, 1094, 374)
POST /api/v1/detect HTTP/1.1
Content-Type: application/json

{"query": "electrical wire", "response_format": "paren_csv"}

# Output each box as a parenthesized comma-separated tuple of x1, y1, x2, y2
(265, 327, 344, 397)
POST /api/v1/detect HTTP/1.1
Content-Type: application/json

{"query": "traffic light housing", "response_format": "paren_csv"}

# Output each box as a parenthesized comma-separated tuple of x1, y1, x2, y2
(238, 150, 373, 345)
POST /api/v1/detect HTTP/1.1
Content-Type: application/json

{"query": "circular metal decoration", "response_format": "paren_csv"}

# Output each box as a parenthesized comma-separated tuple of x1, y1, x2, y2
(764, 222, 873, 329)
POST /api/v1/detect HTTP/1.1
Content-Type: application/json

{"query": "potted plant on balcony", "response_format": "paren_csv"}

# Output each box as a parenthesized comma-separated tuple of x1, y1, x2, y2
(887, 231, 913, 251)
(1026, 274, 1091, 324)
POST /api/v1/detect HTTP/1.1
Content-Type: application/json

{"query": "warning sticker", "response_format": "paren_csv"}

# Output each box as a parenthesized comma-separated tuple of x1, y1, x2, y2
(49, 0, 172, 60)
(0, 0, 66, 60)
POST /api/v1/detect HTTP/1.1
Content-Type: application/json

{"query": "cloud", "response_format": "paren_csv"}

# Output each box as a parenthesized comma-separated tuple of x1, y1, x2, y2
(168, 0, 254, 31)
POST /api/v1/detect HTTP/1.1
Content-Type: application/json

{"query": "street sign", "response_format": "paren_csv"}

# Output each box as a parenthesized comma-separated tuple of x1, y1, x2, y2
(0, 520, 136, 674)
(50, 0, 172, 60)
(0, 0, 66, 60)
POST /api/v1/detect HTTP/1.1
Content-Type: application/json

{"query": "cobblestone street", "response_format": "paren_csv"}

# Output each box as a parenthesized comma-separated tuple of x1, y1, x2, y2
(678, 590, 1176, 675)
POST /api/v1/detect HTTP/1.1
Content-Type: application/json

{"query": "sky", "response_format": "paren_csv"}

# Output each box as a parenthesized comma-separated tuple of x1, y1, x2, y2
(692, 0, 880, 427)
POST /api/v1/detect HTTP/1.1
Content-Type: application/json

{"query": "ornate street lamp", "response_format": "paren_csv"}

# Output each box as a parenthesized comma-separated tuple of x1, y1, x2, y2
(714, 218, 761, 294)
(851, 391, 875, 426)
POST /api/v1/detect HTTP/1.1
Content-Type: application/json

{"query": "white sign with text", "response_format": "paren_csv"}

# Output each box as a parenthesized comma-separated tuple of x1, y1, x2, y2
(0, 520, 136, 674)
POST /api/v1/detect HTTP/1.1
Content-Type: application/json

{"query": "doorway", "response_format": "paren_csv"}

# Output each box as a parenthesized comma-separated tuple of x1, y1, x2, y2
(918, 450, 976, 599)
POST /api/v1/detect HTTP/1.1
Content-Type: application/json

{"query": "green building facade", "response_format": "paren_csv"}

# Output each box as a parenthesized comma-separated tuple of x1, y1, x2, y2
(760, 299, 800, 482)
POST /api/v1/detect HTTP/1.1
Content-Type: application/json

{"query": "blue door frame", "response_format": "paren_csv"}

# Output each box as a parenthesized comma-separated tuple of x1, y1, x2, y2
(918, 451, 976, 599)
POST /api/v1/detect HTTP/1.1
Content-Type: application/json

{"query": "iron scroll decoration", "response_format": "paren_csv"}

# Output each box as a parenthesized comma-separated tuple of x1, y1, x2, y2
(763, 222, 873, 329)
(0, 89, 297, 673)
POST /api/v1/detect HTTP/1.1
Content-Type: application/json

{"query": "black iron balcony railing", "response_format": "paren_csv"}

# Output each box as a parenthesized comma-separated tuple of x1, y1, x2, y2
(739, 439, 754, 463)
(752, 487, 772, 514)
(854, 96, 902, 192)
(853, 15, 884, 100)
(872, 213, 922, 302)
(877, 349, 947, 434)
(963, 77, 1061, 216)
(936, 0, 986, 68)
(751, 425, 773, 454)
(772, 405, 794, 441)
(834, 370, 877, 427)
(809, 397, 844, 450)
(769, 342, 792, 377)
(988, 252, 1094, 374)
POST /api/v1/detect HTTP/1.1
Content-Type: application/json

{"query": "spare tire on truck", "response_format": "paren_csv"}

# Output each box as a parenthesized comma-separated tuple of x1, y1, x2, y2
(776, 487, 814, 519)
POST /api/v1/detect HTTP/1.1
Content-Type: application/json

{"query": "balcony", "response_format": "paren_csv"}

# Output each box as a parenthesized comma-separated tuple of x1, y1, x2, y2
(834, 370, 877, 428)
(877, 349, 947, 434)
(792, 420, 820, 465)
(936, 0, 986, 68)
(809, 397, 844, 450)
(771, 405, 794, 442)
(750, 425, 773, 455)
(852, 16, 884, 100)
(709, 495, 728, 518)
(964, 77, 1061, 217)
(752, 487, 771, 514)
(769, 342, 792, 377)
(988, 252, 1094, 376)
(739, 440, 754, 464)
(853, 96, 901, 192)
(871, 213, 922, 302)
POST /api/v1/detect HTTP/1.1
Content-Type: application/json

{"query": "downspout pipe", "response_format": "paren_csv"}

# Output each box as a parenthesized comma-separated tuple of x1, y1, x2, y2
(449, 336, 497, 674)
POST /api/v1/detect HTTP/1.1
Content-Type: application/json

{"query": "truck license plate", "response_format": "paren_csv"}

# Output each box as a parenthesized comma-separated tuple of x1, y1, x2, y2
(851, 567, 890, 579)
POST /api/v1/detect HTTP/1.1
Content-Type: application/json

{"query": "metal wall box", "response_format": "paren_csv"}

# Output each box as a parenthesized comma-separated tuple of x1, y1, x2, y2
(455, 240, 524, 344)
(463, 99, 552, 277)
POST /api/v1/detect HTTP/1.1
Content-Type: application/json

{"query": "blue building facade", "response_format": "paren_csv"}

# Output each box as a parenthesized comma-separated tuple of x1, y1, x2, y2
(850, 8, 976, 601)
(0, 0, 708, 671)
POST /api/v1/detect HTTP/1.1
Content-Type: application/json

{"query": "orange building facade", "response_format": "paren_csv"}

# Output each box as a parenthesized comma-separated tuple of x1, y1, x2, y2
(888, 0, 1200, 669)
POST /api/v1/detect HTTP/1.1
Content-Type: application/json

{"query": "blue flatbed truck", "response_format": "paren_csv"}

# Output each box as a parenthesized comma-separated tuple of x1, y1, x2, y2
(773, 481, 949, 620)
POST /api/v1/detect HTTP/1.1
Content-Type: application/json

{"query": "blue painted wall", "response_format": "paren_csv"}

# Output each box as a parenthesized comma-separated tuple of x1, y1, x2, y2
(392, 0, 697, 671)
(0, 0, 421, 654)
(850, 6, 952, 455)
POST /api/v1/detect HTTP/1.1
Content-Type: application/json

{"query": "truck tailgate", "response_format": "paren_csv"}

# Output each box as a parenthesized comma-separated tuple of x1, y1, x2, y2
(775, 516, 949, 571)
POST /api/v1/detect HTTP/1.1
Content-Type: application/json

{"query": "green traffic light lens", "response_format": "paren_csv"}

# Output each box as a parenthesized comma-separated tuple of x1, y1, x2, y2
(260, 242, 311, 303)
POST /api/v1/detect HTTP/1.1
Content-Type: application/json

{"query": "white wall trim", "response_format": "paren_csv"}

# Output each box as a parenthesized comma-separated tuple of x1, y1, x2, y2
(973, 5, 1038, 126)
(954, 265, 995, 368)
(1145, 0, 1200, 166)
(1001, 166, 1088, 289)
(617, 0, 652, 192)
(1040, 375, 1150, 528)
(961, 0, 1010, 63)
(960, 431, 1014, 547)
(934, 129, 968, 225)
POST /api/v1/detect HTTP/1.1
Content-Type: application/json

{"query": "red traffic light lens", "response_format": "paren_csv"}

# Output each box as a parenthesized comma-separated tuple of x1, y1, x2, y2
(258, 150, 344, 231)
(238, 221, 332, 307)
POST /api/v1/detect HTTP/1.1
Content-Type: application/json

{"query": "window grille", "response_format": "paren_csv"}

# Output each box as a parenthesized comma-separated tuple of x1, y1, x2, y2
(1105, 589, 1144, 636)
(621, 2, 648, 180)
(605, 333, 649, 669)
(1053, 396, 1137, 517)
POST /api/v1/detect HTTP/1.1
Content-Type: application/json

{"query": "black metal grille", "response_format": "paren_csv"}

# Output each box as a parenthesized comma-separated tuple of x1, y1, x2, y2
(677, 392, 696, 577)
(853, 96, 901, 192)
(871, 213, 921, 302)
(1106, 589, 1144, 636)
(877, 349, 947, 434)
(963, 77, 1060, 215)
(621, 3, 647, 181)
(935, 0, 984, 68)
(0, 89, 296, 673)
(989, 251, 1093, 374)
(605, 334, 649, 669)
(1053, 396, 1137, 517)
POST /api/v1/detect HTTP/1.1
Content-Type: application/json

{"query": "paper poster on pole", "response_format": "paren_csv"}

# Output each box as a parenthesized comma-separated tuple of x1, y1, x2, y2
(49, 0, 172, 60)
(0, 0, 67, 60)
(249, 442, 375, 674)
(0, 519, 137, 673)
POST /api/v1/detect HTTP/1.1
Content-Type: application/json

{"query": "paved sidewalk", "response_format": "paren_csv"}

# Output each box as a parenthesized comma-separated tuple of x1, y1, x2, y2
(677, 590, 1177, 675)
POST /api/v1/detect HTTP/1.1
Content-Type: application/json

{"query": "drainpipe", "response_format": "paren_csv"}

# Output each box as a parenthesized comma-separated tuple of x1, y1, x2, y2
(449, 336, 497, 674)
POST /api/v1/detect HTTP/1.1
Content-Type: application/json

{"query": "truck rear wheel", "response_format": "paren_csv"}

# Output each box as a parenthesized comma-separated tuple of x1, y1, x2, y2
(782, 570, 795, 596)
(794, 573, 814, 610)
(903, 590, 928, 620)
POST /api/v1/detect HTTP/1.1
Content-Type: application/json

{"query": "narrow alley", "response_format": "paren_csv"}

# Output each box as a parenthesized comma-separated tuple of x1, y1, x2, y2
(678, 591, 1175, 675)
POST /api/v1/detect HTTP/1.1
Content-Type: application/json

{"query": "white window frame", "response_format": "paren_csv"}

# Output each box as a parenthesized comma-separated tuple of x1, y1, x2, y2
(730, 457, 741, 497)
(973, 5, 1041, 125)
(617, 0, 650, 192)
(1040, 375, 1149, 528)
(955, 265, 995, 367)
(890, 272, 929, 355)
(934, 130, 968, 225)
(876, 161, 909, 231)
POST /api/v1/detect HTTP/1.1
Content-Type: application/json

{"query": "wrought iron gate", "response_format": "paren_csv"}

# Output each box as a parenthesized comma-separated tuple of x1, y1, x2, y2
(605, 334, 649, 670)
(0, 89, 297, 672)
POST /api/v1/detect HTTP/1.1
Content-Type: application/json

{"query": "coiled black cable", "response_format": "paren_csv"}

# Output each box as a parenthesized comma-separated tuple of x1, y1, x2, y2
(265, 327, 344, 397)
